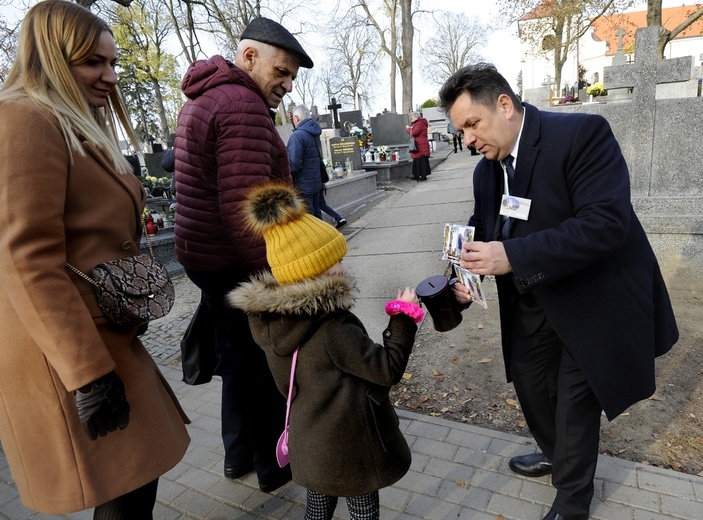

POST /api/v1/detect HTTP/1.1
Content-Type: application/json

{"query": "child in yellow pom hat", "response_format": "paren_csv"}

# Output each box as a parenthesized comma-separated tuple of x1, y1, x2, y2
(228, 182, 424, 519)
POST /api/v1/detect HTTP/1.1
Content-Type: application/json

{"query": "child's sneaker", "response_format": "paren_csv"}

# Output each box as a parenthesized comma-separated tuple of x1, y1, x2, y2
(336, 219, 348, 230)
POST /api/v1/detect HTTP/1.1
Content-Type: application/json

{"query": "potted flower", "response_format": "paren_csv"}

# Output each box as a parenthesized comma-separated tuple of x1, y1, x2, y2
(377, 145, 389, 161)
(586, 81, 607, 101)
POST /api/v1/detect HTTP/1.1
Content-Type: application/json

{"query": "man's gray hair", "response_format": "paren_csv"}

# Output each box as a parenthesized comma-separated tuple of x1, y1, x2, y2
(292, 104, 311, 121)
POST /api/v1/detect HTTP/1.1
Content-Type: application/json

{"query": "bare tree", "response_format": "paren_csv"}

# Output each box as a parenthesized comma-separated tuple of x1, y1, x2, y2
(423, 10, 486, 86)
(0, 17, 18, 84)
(316, 61, 347, 109)
(353, 0, 420, 114)
(329, 16, 379, 112)
(161, 0, 205, 65)
(646, 0, 703, 57)
(499, 0, 634, 97)
(77, 0, 135, 7)
(291, 67, 322, 109)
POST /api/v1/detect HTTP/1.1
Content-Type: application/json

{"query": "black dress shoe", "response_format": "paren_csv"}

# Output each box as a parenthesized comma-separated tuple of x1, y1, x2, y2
(259, 465, 292, 493)
(224, 462, 253, 480)
(542, 509, 566, 520)
(508, 452, 552, 477)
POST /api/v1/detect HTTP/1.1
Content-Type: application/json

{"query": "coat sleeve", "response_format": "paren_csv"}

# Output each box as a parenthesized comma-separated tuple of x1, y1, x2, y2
(411, 120, 427, 138)
(286, 132, 304, 180)
(0, 102, 115, 391)
(323, 313, 417, 387)
(504, 114, 632, 290)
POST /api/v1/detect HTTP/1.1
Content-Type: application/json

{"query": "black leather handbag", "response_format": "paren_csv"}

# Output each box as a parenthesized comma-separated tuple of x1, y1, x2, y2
(180, 299, 220, 385)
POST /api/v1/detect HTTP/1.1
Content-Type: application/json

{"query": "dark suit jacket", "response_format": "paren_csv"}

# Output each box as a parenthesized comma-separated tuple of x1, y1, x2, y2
(469, 103, 678, 420)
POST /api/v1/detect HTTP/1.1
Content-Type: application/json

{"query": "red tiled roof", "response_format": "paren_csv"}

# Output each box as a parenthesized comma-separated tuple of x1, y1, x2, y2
(519, 4, 703, 56)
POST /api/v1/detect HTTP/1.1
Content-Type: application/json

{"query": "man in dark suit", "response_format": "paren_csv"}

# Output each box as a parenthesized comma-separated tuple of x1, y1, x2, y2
(439, 63, 678, 520)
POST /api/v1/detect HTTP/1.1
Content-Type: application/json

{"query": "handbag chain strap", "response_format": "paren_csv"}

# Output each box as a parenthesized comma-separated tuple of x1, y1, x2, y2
(65, 216, 154, 284)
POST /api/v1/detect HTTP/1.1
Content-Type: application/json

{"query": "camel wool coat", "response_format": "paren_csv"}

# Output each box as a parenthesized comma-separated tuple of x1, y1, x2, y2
(0, 98, 190, 514)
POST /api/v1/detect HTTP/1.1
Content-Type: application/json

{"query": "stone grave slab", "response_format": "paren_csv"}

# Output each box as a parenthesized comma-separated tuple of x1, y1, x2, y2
(340, 110, 364, 135)
(329, 136, 362, 170)
(369, 113, 409, 146)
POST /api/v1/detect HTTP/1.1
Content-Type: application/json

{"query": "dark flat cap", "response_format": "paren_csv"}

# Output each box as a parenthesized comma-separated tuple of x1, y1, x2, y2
(241, 17, 313, 69)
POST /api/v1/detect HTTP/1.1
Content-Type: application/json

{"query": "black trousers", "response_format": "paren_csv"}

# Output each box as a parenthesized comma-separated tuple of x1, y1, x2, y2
(509, 297, 601, 519)
(184, 268, 288, 485)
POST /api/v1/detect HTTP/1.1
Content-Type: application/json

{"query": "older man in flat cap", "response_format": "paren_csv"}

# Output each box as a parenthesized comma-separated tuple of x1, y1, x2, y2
(173, 17, 313, 493)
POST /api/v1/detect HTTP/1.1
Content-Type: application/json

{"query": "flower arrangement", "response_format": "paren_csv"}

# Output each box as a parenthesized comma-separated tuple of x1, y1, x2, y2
(587, 81, 607, 97)
(377, 145, 389, 160)
(558, 95, 575, 104)
(349, 125, 373, 150)
(139, 175, 172, 198)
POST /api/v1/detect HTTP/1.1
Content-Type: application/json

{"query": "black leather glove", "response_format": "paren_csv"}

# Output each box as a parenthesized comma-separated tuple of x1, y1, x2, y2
(73, 371, 130, 440)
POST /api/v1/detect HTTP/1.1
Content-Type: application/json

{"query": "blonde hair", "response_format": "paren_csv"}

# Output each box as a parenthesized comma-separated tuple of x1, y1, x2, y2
(0, 0, 140, 173)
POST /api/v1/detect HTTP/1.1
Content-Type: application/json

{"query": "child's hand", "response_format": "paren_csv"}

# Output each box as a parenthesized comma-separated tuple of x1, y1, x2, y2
(397, 287, 418, 305)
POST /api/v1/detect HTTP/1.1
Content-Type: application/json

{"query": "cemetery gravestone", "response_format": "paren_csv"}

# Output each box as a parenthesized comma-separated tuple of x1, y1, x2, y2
(607, 27, 631, 101)
(327, 98, 343, 129)
(369, 113, 408, 146)
(340, 110, 364, 136)
(329, 136, 362, 170)
(553, 25, 703, 287)
(318, 113, 333, 129)
(603, 25, 693, 195)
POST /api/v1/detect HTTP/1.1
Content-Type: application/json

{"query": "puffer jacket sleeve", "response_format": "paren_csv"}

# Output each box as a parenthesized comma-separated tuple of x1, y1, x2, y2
(215, 100, 290, 241)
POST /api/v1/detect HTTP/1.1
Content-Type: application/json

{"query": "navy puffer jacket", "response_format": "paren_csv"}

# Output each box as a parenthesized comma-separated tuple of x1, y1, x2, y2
(174, 55, 292, 272)
(286, 118, 323, 196)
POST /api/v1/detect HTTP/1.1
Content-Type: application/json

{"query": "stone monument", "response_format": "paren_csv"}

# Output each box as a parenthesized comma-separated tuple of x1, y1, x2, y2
(554, 26, 702, 289)
(329, 136, 362, 170)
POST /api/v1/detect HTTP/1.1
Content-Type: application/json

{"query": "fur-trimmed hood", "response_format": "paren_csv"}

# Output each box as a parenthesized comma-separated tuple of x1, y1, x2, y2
(228, 271, 357, 316)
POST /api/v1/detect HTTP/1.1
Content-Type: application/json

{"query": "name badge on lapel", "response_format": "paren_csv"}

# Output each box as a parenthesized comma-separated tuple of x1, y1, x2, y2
(499, 194, 531, 221)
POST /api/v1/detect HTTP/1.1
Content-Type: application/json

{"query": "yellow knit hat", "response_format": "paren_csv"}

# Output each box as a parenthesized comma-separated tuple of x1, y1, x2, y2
(245, 182, 348, 284)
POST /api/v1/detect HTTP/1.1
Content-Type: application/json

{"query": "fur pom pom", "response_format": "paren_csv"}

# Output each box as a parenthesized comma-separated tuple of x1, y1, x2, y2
(245, 182, 307, 235)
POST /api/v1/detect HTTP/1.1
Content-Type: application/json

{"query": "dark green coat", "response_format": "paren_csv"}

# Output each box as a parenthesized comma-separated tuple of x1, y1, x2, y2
(228, 272, 416, 497)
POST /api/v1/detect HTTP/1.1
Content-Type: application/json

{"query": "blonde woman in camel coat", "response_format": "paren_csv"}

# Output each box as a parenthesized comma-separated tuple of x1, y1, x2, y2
(0, 1, 189, 516)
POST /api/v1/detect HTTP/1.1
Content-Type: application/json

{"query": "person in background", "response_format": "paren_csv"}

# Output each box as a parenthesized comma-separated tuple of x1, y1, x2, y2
(287, 104, 323, 217)
(320, 191, 347, 230)
(447, 120, 463, 153)
(161, 148, 177, 198)
(173, 16, 313, 493)
(440, 63, 678, 520)
(406, 111, 431, 181)
(161, 148, 175, 173)
(0, 1, 190, 517)
(228, 182, 422, 520)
